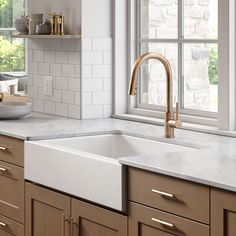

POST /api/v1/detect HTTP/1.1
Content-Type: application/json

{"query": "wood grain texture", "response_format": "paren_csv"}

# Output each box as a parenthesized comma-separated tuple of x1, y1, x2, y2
(25, 183, 70, 236)
(0, 161, 24, 223)
(128, 167, 210, 224)
(0, 214, 24, 236)
(211, 188, 236, 236)
(129, 201, 209, 236)
(0, 135, 24, 167)
(71, 198, 128, 236)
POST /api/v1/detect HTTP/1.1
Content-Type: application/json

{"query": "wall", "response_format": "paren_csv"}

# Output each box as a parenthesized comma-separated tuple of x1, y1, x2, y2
(27, 0, 113, 119)
(27, 39, 81, 119)
(81, 38, 112, 119)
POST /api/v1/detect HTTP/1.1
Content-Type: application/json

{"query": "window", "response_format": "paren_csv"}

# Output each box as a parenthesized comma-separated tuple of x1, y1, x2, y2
(0, 0, 25, 72)
(136, 0, 218, 119)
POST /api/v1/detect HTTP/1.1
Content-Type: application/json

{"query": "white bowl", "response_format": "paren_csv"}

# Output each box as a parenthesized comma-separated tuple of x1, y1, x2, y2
(0, 102, 32, 119)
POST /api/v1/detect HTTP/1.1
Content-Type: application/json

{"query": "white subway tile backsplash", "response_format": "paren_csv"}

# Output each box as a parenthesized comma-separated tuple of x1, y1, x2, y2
(44, 101, 56, 114)
(92, 38, 112, 51)
(56, 77, 68, 90)
(75, 65, 81, 78)
(28, 62, 38, 74)
(69, 52, 80, 64)
(33, 50, 44, 62)
(92, 91, 112, 105)
(68, 105, 81, 119)
(103, 51, 112, 64)
(83, 39, 92, 51)
(56, 103, 68, 117)
(68, 79, 80, 91)
(38, 39, 50, 50)
(33, 99, 44, 112)
(45, 51, 56, 63)
(28, 86, 39, 99)
(103, 77, 112, 91)
(82, 92, 92, 105)
(50, 63, 62, 76)
(83, 65, 92, 78)
(83, 79, 103, 91)
(28, 49, 33, 62)
(82, 105, 103, 119)
(75, 92, 81, 105)
(62, 90, 75, 104)
(93, 65, 112, 78)
(38, 63, 50, 75)
(62, 39, 75, 51)
(56, 51, 68, 64)
(33, 75, 43, 87)
(103, 104, 112, 118)
(28, 39, 38, 49)
(51, 89, 62, 102)
(38, 88, 50, 101)
(50, 39, 62, 50)
(28, 37, 112, 120)
(83, 52, 103, 65)
(62, 64, 75, 77)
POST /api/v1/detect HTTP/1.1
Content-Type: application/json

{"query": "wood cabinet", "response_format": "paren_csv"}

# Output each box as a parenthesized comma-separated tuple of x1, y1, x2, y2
(71, 199, 127, 236)
(128, 167, 210, 224)
(0, 214, 24, 236)
(25, 182, 128, 236)
(129, 202, 209, 236)
(211, 188, 236, 236)
(25, 183, 71, 236)
(128, 167, 210, 236)
(0, 135, 24, 235)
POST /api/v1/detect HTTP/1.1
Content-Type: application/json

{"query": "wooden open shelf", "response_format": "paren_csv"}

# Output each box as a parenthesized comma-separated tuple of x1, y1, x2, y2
(12, 34, 81, 39)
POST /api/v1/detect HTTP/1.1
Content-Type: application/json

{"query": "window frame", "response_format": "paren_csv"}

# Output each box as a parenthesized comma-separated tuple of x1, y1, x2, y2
(0, 0, 26, 73)
(124, 0, 236, 129)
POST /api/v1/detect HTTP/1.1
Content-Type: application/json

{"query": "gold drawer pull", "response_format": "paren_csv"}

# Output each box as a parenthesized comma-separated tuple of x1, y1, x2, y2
(152, 189, 175, 198)
(152, 218, 174, 228)
(0, 167, 7, 172)
(0, 146, 7, 151)
(0, 221, 7, 227)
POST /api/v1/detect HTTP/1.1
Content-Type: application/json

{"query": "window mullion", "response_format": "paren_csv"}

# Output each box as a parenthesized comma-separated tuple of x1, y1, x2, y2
(178, 0, 184, 110)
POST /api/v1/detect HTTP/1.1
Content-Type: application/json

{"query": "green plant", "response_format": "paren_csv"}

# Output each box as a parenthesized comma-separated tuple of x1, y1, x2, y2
(0, 35, 25, 72)
(208, 47, 218, 85)
(0, 0, 8, 9)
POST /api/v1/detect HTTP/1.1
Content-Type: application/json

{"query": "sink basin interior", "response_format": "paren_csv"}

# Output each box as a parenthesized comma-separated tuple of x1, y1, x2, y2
(41, 134, 195, 158)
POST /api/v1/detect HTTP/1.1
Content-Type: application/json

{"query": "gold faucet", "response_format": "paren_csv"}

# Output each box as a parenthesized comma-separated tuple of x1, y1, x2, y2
(128, 52, 182, 138)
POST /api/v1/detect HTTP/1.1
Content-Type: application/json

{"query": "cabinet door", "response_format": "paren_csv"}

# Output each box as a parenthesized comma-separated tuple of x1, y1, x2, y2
(211, 188, 236, 236)
(71, 198, 127, 236)
(0, 161, 24, 223)
(25, 183, 71, 236)
(129, 202, 209, 236)
(0, 214, 24, 236)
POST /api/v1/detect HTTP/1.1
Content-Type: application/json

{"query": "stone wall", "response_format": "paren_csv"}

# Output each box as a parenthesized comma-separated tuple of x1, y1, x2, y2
(141, 0, 217, 112)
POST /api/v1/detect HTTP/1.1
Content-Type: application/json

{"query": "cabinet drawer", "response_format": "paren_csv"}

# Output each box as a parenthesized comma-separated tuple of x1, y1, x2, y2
(129, 202, 209, 236)
(128, 167, 210, 224)
(0, 161, 24, 223)
(0, 135, 24, 167)
(0, 214, 24, 236)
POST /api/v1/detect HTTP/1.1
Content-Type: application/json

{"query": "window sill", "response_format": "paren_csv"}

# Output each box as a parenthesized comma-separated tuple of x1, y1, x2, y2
(112, 113, 236, 138)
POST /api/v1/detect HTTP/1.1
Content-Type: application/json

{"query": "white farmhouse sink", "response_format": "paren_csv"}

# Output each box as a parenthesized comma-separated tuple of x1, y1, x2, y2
(25, 134, 194, 211)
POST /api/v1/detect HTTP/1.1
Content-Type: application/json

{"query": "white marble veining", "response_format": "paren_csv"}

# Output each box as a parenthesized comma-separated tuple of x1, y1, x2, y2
(0, 112, 236, 194)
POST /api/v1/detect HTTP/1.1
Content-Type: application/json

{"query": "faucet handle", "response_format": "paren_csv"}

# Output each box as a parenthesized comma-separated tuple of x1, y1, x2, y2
(174, 102, 182, 128)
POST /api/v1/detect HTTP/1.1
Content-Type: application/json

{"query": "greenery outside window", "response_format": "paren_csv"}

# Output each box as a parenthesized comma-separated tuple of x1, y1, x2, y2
(0, 0, 25, 72)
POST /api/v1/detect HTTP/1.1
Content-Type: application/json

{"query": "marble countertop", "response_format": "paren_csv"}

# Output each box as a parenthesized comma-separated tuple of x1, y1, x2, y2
(0, 112, 236, 193)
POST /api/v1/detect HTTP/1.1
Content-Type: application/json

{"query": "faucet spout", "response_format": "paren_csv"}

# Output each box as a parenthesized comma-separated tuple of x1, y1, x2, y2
(128, 52, 181, 138)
